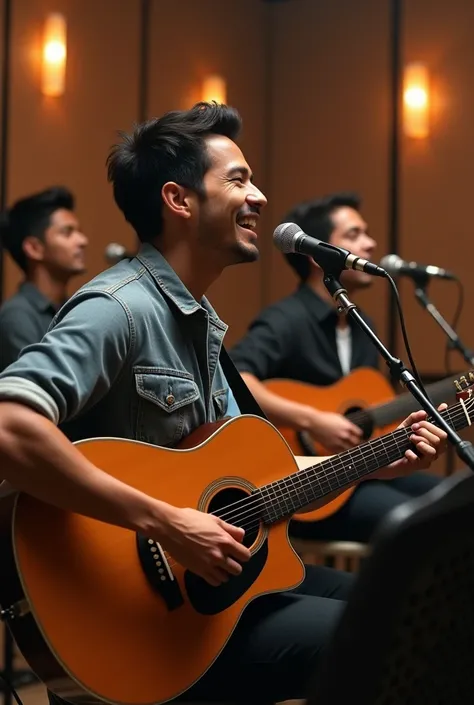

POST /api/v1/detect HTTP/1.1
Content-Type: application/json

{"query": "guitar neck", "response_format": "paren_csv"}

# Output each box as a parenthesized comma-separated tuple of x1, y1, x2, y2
(260, 398, 472, 524)
(368, 374, 460, 429)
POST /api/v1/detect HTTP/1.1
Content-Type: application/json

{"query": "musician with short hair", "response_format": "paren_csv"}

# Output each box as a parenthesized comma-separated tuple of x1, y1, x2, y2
(231, 192, 442, 544)
(0, 109, 445, 704)
(0, 186, 88, 371)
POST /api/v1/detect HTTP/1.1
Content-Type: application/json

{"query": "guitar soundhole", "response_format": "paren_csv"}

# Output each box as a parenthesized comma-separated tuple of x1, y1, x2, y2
(207, 487, 260, 549)
(345, 406, 374, 440)
(185, 482, 268, 617)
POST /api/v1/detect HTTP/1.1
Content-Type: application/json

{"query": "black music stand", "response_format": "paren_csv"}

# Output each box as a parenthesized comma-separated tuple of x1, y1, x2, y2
(307, 468, 474, 705)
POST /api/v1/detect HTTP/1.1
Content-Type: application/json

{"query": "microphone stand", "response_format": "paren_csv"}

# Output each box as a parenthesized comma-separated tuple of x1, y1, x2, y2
(323, 272, 474, 471)
(413, 281, 474, 367)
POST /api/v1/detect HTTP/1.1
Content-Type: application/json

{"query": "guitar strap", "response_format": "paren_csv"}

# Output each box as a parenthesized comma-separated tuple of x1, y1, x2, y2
(219, 345, 268, 420)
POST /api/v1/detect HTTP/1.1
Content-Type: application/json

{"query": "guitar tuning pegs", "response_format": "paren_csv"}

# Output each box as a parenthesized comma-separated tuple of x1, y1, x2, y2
(461, 375, 468, 387)
(469, 372, 474, 382)
(455, 379, 463, 392)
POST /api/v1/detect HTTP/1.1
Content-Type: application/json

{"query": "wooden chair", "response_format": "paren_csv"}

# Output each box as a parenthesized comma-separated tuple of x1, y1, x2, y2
(291, 538, 369, 572)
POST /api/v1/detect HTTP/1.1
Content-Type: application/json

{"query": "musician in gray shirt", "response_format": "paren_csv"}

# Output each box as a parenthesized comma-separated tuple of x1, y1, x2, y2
(0, 186, 87, 370)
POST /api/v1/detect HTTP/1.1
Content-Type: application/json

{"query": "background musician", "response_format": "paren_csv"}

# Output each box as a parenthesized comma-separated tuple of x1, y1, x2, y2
(0, 187, 88, 371)
(231, 192, 442, 544)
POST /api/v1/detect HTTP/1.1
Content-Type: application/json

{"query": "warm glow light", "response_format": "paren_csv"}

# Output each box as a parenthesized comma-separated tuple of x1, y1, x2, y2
(403, 63, 429, 138)
(202, 75, 227, 104)
(42, 13, 66, 97)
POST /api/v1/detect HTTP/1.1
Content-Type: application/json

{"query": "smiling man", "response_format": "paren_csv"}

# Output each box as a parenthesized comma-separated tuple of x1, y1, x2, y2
(0, 186, 88, 370)
(0, 103, 446, 703)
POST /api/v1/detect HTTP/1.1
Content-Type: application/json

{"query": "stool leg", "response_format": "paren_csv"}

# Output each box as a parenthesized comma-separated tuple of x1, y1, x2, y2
(1, 628, 14, 705)
(1, 626, 38, 703)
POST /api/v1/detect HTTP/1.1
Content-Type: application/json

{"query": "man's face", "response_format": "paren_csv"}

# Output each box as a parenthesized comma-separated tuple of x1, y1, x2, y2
(194, 135, 267, 266)
(40, 208, 88, 278)
(329, 206, 376, 288)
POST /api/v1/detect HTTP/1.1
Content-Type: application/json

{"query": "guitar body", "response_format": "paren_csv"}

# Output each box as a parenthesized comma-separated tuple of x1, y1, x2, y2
(1, 379, 470, 705)
(0, 416, 305, 705)
(265, 369, 397, 523)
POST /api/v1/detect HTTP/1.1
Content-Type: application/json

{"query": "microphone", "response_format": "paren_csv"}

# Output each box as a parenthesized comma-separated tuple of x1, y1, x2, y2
(273, 222, 387, 278)
(104, 242, 134, 264)
(379, 254, 456, 282)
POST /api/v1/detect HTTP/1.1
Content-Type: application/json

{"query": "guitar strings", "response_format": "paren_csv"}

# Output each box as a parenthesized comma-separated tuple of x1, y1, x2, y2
(160, 403, 467, 572)
(160, 427, 417, 572)
(172, 404, 463, 543)
(212, 404, 463, 527)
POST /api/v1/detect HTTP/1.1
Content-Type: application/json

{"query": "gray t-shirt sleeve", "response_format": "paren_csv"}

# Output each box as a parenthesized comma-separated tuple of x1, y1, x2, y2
(0, 306, 46, 371)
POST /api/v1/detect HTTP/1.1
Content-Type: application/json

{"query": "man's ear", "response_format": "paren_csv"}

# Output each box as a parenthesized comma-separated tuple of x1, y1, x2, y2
(161, 182, 194, 221)
(22, 236, 46, 263)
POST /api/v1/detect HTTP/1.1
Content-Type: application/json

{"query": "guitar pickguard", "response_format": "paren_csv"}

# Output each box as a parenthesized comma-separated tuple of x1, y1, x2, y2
(184, 540, 268, 615)
(136, 531, 268, 615)
(136, 480, 270, 616)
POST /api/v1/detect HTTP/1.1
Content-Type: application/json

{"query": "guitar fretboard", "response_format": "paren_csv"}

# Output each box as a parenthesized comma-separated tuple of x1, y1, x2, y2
(354, 374, 459, 430)
(257, 402, 470, 524)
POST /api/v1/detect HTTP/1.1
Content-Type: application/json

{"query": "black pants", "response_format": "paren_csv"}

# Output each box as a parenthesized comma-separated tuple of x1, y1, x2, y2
(290, 471, 441, 543)
(47, 564, 353, 705)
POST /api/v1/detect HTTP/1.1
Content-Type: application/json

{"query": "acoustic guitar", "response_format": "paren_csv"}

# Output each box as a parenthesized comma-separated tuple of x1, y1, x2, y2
(0, 377, 472, 705)
(265, 367, 462, 522)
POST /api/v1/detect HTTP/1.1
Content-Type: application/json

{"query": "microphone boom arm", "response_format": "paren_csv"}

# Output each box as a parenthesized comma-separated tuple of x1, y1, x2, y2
(413, 285, 474, 367)
(323, 273, 474, 471)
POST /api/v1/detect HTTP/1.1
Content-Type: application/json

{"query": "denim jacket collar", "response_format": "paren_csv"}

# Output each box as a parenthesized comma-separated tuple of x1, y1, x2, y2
(136, 243, 227, 333)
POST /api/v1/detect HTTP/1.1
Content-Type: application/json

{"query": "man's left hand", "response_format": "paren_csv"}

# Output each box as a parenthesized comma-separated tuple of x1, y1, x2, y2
(370, 405, 448, 481)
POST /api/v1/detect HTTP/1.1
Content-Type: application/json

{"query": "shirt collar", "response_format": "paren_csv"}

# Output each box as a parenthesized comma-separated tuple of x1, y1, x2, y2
(136, 242, 227, 332)
(18, 282, 59, 314)
(296, 283, 338, 323)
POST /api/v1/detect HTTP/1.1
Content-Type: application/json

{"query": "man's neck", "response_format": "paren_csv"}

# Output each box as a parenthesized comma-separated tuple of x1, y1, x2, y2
(156, 240, 223, 302)
(28, 269, 69, 307)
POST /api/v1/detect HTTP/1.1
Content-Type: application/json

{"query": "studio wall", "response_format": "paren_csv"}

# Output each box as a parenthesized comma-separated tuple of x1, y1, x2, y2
(3, 0, 141, 301)
(2, 0, 473, 369)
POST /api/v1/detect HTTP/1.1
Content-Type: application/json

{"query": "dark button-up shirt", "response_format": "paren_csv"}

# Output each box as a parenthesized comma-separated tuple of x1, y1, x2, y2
(0, 282, 59, 372)
(230, 284, 379, 385)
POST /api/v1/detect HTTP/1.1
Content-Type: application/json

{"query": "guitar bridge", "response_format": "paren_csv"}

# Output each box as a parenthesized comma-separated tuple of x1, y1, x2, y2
(136, 534, 184, 610)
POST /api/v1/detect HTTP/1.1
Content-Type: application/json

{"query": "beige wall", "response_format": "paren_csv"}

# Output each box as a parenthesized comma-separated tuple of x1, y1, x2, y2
(268, 0, 391, 340)
(146, 0, 269, 347)
(400, 0, 474, 375)
(2, 0, 473, 370)
(3, 0, 141, 300)
(1, 0, 270, 347)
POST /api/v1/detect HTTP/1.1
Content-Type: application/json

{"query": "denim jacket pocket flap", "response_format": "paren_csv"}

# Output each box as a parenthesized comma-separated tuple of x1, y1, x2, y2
(212, 387, 228, 417)
(134, 367, 200, 414)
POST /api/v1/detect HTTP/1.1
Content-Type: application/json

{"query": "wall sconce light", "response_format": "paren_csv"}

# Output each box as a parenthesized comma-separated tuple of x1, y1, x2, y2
(202, 75, 227, 104)
(403, 62, 429, 138)
(41, 13, 67, 97)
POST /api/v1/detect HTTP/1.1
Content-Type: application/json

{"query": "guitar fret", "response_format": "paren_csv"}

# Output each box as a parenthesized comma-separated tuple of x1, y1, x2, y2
(290, 472, 312, 508)
(377, 435, 394, 466)
(278, 476, 298, 516)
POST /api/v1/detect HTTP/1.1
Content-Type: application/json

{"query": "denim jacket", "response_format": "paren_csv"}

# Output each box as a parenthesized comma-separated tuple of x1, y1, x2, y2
(0, 244, 240, 447)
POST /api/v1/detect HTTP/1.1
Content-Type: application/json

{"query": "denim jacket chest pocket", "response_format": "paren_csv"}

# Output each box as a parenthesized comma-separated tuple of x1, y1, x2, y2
(134, 366, 201, 447)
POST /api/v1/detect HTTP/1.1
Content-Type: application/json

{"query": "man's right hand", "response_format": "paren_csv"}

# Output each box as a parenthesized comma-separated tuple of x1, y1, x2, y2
(158, 506, 251, 587)
(304, 408, 363, 454)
